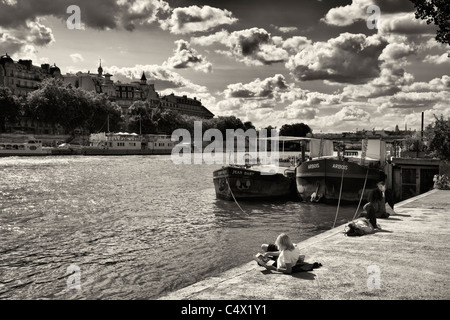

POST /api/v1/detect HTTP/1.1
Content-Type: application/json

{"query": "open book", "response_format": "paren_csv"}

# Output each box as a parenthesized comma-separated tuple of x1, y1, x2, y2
(254, 253, 276, 267)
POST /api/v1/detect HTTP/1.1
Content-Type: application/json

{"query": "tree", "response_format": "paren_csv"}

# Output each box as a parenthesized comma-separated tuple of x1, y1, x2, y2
(410, 0, 450, 46)
(0, 87, 21, 132)
(426, 114, 450, 160)
(84, 91, 122, 133)
(153, 107, 188, 134)
(27, 78, 123, 134)
(279, 123, 312, 137)
(243, 121, 255, 131)
(213, 116, 245, 135)
(128, 100, 157, 134)
(27, 78, 75, 131)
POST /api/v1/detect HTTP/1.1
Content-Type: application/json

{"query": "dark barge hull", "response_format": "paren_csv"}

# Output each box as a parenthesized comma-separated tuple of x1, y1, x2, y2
(213, 166, 296, 201)
(296, 158, 385, 203)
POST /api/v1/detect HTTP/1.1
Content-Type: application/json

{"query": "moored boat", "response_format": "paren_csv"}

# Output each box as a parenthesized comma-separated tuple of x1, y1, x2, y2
(296, 139, 386, 203)
(0, 136, 51, 157)
(213, 165, 297, 201)
(82, 132, 175, 155)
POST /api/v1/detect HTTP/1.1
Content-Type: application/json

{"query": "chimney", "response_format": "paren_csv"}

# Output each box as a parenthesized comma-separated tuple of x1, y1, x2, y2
(421, 111, 424, 138)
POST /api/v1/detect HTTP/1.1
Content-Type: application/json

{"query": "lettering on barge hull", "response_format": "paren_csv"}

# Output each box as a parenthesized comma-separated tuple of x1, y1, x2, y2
(332, 163, 348, 170)
(213, 168, 257, 179)
(308, 163, 320, 169)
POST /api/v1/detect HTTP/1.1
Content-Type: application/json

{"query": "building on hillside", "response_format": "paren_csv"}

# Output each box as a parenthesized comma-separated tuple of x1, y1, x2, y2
(160, 93, 214, 119)
(63, 61, 215, 120)
(0, 53, 65, 134)
(114, 72, 161, 114)
(0, 53, 62, 96)
(63, 63, 161, 115)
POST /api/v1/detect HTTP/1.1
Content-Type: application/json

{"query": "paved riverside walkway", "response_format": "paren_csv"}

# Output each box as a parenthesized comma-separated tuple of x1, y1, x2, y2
(159, 189, 450, 300)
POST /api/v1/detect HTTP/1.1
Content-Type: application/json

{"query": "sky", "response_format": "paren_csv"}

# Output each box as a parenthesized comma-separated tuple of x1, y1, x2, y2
(1, 0, 449, 133)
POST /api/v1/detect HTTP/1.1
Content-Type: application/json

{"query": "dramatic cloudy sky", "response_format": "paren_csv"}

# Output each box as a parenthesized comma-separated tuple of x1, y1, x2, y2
(1, 0, 449, 133)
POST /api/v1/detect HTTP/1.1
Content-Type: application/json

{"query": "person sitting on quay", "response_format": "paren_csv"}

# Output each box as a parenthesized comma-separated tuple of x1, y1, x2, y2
(361, 181, 391, 229)
(256, 233, 303, 274)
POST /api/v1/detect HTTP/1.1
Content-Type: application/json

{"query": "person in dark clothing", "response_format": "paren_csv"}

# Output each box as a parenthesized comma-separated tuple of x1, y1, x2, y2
(385, 187, 394, 210)
(364, 181, 390, 229)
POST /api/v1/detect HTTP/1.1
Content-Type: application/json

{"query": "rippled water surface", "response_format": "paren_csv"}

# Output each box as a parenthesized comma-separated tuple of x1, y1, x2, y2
(0, 155, 359, 299)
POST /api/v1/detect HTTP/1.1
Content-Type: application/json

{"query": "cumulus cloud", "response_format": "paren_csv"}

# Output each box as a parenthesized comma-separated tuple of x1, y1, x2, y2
(402, 76, 450, 92)
(322, 0, 415, 27)
(0, 0, 122, 30)
(293, 105, 373, 133)
(286, 33, 388, 84)
(192, 28, 289, 66)
(69, 53, 84, 63)
(321, 0, 372, 27)
(0, 18, 55, 58)
(378, 12, 435, 36)
(117, 0, 171, 31)
(335, 105, 371, 122)
(282, 36, 312, 54)
(340, 39, 420, 101)
(163, 39, 212, 73)
(0, 0, 234, 34)
(160, 5, 237, 34)
(283, 101, 318, 120)
(223, 74, 289, 99)
(424, 53, 450, 65)
(271, 25, 298, 33)
(383, 91, 450, 109)
(26, 20, 55, 46)
(101, 64, 208, 92)
(372, 90, 450, 115)
(286, 107, 317, 120)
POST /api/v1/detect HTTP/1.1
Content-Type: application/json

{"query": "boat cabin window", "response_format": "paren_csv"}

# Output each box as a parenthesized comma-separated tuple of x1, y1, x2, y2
(18, 145, 25, 150)
(0, 144, 4, 149)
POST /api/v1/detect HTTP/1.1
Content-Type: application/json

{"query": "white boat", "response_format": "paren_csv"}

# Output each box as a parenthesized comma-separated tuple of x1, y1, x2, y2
(82, 132, 175, 155)
(83, 132, 144, 155)
(0, 136, 51, 157)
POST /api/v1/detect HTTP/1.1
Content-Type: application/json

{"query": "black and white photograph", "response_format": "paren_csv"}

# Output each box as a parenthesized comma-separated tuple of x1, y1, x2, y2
(0, 0, 449, 309)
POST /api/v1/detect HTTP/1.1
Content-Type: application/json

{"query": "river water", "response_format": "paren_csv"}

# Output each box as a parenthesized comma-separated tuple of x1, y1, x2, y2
(0, 155, 359, 300)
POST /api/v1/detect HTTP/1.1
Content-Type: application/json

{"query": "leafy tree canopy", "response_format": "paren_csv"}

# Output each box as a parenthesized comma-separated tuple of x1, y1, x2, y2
(0, 86, 22, 132)
(426, 114, 450, 160)
(410, 0, 450, 46)
(279, 123, 312, 137)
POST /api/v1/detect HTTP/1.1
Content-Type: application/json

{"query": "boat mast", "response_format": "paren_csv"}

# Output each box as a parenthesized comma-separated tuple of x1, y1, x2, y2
(301, 141, 306, 162)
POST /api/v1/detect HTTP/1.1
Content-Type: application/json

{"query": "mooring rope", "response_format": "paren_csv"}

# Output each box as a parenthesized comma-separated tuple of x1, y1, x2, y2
(352, 168, 369, 221)
(332, 164, 346, 229)
(225, 176, 246, 214)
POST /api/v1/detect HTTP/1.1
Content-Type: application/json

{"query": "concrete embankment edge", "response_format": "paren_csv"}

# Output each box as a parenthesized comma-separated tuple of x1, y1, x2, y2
(159, 189, 450, 300)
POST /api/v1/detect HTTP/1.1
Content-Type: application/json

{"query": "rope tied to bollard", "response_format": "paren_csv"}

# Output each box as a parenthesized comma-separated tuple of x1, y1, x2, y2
(225, 176, 246, 214)
(352, 168, 369, 221)
(332, 163, 346, 229)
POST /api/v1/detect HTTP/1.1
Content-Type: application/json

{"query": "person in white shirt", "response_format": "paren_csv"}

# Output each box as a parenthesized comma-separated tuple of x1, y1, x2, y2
(260, 233, 302, 274)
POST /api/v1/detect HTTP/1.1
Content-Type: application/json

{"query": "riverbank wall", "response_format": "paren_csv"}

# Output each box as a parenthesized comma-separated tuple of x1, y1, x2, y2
(159, 189, 450, 300)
